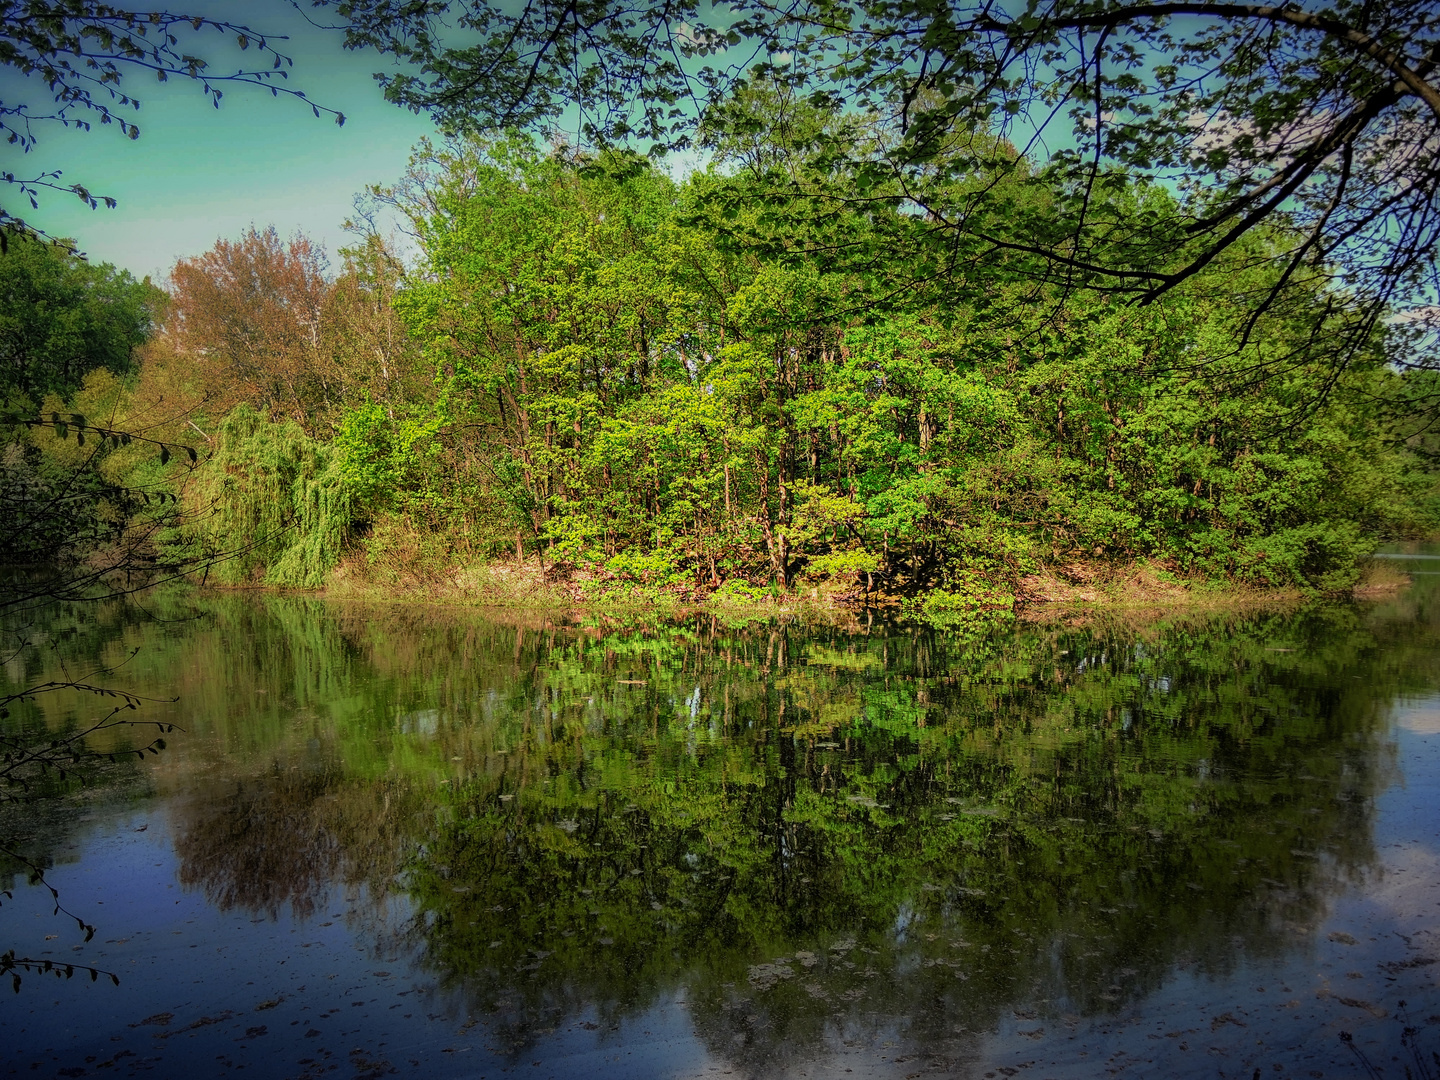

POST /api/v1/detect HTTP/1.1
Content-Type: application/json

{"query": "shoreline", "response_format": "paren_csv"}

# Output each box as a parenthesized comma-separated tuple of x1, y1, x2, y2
(189, 555, 1413, 625)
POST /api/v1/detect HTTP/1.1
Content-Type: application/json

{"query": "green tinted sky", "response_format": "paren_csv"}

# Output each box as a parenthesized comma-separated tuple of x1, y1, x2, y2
(15, 2, 440, 280)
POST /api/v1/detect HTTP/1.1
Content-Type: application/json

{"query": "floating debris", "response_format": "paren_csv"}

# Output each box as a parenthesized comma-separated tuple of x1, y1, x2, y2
(747, 962, 797, 990)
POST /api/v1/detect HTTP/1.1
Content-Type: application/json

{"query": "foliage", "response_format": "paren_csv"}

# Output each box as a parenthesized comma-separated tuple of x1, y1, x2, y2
(0, 240, 159, 402)
(295, 136, 1429, 596)
(329, 0, 1440, 380)
(0, 368, 213, 611)
(116, 131, 1436, 598)
(166, 228, 426, 434)
(176, 404, 353, 588)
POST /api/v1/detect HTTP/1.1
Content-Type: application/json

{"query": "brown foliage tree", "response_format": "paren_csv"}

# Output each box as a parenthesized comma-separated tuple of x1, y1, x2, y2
(167, 226, 333, 427)
(164, 227, 423, 433)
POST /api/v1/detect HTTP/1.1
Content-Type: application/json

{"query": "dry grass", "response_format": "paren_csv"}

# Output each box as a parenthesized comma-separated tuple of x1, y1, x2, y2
(1015, 557, 1307, 611)
(326, 554, 571, 608)
(316, 551, 1402, 622)
(1351, 558, 1411, 598)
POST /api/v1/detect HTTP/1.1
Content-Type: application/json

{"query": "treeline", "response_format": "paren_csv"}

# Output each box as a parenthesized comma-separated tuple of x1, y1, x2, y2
(4, 122, 1438, 602)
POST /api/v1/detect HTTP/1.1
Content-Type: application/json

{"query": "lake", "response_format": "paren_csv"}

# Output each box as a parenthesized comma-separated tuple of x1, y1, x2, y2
(2, 567, 1439, 1079)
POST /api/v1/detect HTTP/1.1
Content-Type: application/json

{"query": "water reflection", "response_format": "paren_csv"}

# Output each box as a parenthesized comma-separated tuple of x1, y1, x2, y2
(4, 588, 1438, 1075)
(172, 768, 416, 921)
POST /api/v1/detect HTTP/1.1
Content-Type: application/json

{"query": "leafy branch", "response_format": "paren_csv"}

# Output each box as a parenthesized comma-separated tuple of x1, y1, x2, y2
(0, 951, 120, 993)
(0, 650, 182, 992)
(1, 646, 181, 800)
(1, 2, 346, 242)
(1, 410, 206, 470)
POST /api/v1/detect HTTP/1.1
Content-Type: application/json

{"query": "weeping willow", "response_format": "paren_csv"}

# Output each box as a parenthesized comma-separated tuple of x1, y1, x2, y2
(187, 405, 353, 588)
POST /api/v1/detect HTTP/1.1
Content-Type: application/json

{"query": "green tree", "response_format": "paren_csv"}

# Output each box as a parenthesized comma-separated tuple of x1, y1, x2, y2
(0, 240, 158, 403)
(297, 127, 1429, 596)
(331, 0, 1440, 376)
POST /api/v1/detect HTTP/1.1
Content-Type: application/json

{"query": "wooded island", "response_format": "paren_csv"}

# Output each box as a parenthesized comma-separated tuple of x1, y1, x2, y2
(4, 122, 1436, 614)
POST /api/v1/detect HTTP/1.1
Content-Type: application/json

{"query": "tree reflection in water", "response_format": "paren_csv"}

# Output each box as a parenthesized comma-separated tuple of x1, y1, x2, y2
(92, 593, 1431, 1069)
(172, 767, 419, 922)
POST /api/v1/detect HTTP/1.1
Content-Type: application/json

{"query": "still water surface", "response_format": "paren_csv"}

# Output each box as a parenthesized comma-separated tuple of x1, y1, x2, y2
(3, 569, 1439, 1079)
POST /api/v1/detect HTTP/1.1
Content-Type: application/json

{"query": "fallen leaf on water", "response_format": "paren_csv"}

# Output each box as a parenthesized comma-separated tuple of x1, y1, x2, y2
(1335, 995, 1387, 1017)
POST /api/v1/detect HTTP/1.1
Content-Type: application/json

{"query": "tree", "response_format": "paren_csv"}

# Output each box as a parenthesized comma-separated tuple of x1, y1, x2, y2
(328, 0, 1440, 377)
(164, 225, 424, 432)
(323, 133, 1426, 598)
(1, 2, 344, 246)
(0, 240, 159, 402)
(0, 243, 189, 591)
(167, 226, 334, 426)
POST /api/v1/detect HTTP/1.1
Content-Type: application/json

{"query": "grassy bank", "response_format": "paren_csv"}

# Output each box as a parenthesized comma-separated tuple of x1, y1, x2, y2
(308, 551, 1413, 625)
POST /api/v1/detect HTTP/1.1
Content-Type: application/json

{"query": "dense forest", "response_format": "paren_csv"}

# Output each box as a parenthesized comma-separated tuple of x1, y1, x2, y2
(4, 112, 1438, 609)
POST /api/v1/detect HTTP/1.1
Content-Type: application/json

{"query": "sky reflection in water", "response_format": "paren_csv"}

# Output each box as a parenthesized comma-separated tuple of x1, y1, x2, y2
(3, 573, 1440, 1078)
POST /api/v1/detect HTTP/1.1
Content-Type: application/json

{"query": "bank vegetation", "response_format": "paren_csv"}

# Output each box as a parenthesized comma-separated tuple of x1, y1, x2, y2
(5, 110, 1438, 620)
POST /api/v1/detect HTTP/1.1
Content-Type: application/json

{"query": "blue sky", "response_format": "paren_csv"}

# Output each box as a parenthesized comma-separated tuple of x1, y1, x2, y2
(8, 1, 1079, 285)
(12, 1, 440, 281)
